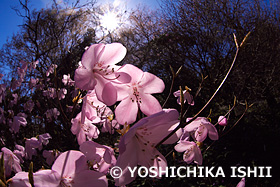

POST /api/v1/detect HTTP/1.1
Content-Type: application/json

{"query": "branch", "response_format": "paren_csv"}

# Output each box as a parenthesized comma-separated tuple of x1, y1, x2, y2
(155, 32, 250, 148)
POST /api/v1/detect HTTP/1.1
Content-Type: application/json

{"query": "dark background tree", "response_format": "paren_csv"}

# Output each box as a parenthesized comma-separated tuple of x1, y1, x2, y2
(118, 0, 280, 186)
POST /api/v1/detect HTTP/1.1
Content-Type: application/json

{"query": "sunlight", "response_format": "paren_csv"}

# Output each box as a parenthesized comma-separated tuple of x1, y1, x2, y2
(98, 0, 129, 34)
(100, 11, 120, 31)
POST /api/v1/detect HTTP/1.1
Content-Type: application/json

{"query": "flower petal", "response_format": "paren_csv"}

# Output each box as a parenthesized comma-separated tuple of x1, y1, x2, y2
(140, 72, 165, 94)
(115, 137, 139, 186)
(98, 43, 127, 66)
(174, 141, 194, 152)
(194, 125, 208, 142)
(101, 82, 117, 106)
(81, 43, 105, 70)
(117, 64, 143, 83)
(205, 122, 219, 140)
(139, 94, 162, 116)
(52, 150, 88, 177)
(115, 97, 138, 125)
(74, 68, 96, 90)
(73, 170, 108, 187)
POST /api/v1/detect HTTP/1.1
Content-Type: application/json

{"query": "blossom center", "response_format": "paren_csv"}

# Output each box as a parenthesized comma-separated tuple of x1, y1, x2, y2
(93, 62, 115, 76)
(183, 145, 194, 159)
(61, 175, 74, 187)
(130, 84, 142, 104)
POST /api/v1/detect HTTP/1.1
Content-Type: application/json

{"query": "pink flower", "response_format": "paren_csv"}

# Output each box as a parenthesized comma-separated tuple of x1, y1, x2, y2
(114, 64, 165, 125)
(9, 169, 60, 187)
(10, 151, 108, 187)
(13, 144, 25, 163)
(236, 178, 245, 187)
(1, 147, 22, 177)
(57, 88, 67, 100)
(51, 150, 108, 186)
(173, 89, 194, 105)
(10, 93, 18, 107)
(62, 74, 75, 86)
(74, 43, 130, 105)
(38, 133, 52, 149)
(25, 137, 41, 160)
(184, 117, 219, 142)
(43, 150, 60, 165)
(10, 113, 27, 134)
(218, 115, 228, 126)
(82, 90, 105, 121)
(43, 88, 56, 98)
(115, 109, 182, 186)
(174, 140, 203, 165)
(45, 108, 60, 122)
(99, 107, 120, 134)
(80, 141, 116, 174)
(71, 112, 100, 145)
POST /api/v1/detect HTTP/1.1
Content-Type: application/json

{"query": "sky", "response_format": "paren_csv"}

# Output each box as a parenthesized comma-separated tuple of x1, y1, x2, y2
(0, 0, 160, 48)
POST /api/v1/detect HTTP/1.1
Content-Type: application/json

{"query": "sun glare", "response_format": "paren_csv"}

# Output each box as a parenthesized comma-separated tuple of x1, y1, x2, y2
(100, 12, 119, 31)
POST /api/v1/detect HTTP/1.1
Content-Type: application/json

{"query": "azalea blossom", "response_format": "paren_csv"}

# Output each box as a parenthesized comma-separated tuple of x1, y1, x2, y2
(10, 93, 18, 107)
(184, 117, 219, 142)
(70, 91, 102, 144)
(38, 133, 52, 149)
(74, 43, 131, 105)
(10, 150, 108, 186)
(82, 90, 106, 121)
(43, 150, 60, 165)
(99, 107, 120, 134)
(10, 113, 27, 134)
(43, 88, 56, 99)
(174, 140, 203, 165)
(80, 141, 116, 174)
(57, 88, 67, 100)
(25, 137, 41, 160)
(71, 112, 100, 145)
(173, 89, 194, 106)
(62, 74, 75, 86)
(52, 150, 108, 186)
(45, 108, 60, 122)
(218, 115, 228, 126)
(236, 178, 245, 187)
(114, 64, 165, 125)
(0, 147, 22, 177)
(13, 144, 25, 163)
(115, 109, 182, 186)
(10, 169, 60, 187)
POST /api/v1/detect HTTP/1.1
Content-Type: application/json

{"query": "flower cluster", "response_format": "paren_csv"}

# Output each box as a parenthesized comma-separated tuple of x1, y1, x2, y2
(0, 43, 236, 187)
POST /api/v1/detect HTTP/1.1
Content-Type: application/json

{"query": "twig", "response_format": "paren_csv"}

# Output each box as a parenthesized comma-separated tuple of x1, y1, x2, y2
(155, 32, 250, 148)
